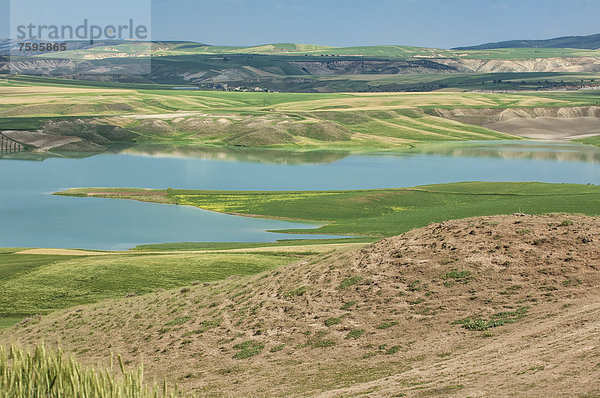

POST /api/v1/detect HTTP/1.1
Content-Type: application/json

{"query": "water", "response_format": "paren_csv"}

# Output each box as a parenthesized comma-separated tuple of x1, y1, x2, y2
(1, 141, 599, 250)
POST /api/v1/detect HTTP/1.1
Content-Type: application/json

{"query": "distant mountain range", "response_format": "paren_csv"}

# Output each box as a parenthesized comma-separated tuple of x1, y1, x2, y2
(454, 33, 600, 50)
(2, 32, 600, 59)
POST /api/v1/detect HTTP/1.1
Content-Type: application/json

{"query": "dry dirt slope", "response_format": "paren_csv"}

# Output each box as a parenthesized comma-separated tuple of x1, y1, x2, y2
(5, 214, 600, 397)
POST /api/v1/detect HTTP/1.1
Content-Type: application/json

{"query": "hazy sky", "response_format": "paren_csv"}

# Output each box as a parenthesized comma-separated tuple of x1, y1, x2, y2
(2, 0, 599, 48)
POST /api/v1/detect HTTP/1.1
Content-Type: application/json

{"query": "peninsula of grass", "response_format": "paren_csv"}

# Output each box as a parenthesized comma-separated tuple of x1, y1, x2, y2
(575, 135, 600, 148)
(56, 182, 600, 237)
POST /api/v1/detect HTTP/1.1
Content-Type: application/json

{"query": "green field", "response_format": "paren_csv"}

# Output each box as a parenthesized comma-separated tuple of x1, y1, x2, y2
(0, 250, 315, 327)
(57, 182, 600, 238)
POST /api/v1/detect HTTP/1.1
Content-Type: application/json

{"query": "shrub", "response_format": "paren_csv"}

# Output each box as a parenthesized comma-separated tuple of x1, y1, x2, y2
(312, 339, 335, 348)
(325, 317, 342, 327)
(376, 321, 398, 330)
(456, 306, 529, 331)
(407, 280, 421, 292)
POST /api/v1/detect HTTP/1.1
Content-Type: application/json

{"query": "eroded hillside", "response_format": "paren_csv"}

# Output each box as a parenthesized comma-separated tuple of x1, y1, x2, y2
(434, 105, 600, 140)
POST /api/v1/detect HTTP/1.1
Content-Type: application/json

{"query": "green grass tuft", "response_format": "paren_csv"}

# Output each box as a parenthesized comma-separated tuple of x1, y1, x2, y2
(456, 306, 530, 331)
(345, 329, 365, 339)
(338, 276, 364, 290)
(376, 321, 398, 330)
(233, 340, 265, 359)
(0, 344, 176, 397)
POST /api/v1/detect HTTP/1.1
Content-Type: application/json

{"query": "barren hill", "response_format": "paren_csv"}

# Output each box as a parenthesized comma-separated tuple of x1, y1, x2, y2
(5, 214, 600, 397)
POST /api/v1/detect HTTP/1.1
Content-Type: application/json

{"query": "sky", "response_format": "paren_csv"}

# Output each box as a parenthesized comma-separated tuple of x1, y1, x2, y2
(2, 0, 599, 49)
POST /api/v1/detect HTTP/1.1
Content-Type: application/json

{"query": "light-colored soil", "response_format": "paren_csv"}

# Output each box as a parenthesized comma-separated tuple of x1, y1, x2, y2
(437, 57, 600, 74)
(14, 248, 116, 256)
(5, 214, 600, 397)
(486, 117, 600, 140)
(14, 243, 365, 256)
(436, 106, 600, 140)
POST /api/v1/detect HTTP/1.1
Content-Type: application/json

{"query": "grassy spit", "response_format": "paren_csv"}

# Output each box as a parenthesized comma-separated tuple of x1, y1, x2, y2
(576, 135, 600, 148)
(56, 182, 600, 237)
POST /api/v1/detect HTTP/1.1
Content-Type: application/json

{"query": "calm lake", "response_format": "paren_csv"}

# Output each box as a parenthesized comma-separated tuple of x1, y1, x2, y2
(1, 141, 599, 250)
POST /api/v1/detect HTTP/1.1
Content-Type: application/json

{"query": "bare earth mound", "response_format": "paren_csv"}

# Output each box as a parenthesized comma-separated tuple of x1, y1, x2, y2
(5, 214, 600, 397)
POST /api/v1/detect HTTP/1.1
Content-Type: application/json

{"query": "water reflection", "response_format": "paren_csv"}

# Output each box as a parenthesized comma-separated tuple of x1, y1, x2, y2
(2, 141, 600, 165)
(120, 144, 349, 165)
(0, 145, 349, 165)
(403, 141, 600, 163)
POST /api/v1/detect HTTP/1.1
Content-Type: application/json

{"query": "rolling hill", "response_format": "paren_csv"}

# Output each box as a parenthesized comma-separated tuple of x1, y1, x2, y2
(4, 214, 600, 396)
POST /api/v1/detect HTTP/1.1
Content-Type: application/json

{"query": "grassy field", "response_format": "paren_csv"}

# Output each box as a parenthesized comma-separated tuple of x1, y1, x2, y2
(57, 182, 600, 238)
(0, 249, 323, 328)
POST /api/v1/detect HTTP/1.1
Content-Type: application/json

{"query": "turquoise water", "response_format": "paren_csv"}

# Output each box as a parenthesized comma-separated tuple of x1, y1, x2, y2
(1, 141, 599, 250)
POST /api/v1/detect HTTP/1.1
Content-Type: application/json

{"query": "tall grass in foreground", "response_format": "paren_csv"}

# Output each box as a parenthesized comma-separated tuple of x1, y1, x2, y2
(0, 345, 178, 398)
